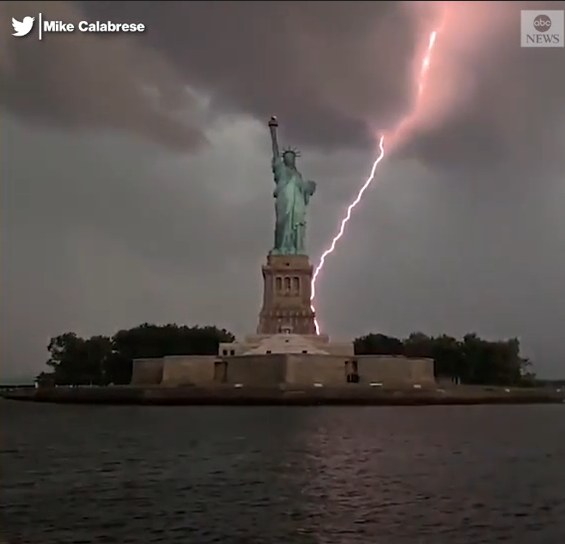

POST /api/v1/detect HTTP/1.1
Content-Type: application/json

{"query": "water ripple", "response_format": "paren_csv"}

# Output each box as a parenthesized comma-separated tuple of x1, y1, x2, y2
(1, 403, 564, 543)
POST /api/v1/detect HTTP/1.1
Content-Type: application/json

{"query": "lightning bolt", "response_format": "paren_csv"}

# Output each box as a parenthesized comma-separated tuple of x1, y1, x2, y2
(310, 26, 441, 335)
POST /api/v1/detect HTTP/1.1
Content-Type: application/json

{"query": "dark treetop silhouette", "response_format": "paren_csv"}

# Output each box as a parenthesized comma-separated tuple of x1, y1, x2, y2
(38, 324, 534, 387)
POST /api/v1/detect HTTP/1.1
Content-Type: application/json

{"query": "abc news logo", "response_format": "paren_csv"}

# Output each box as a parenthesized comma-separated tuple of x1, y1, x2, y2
(529, 14, 559, 44)
(521, 10, 564, 48)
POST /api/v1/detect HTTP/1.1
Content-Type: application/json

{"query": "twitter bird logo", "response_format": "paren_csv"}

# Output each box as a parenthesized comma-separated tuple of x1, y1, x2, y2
(12, 16, 35, 37)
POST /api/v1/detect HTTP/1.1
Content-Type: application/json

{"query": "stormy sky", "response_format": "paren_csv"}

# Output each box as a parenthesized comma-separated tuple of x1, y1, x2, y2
(2, 1, 565, 379)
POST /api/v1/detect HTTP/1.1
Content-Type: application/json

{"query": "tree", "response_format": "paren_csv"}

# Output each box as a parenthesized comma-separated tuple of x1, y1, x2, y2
(112, 323, 234, 360)
(46, 332, 96, 385)
(40, 324, 236, 385)
(429, 335, 464, 380)
(353, 331, 535, 386)
(354, 333, 404, 355)
(402, 332, 433, 358)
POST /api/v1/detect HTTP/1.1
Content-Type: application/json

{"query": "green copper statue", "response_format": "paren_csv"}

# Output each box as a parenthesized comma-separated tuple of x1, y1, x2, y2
(268, 116, 317, 255)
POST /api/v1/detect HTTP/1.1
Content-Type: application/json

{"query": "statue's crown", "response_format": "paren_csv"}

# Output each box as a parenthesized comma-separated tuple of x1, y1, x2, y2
(282, 146, 301, 158)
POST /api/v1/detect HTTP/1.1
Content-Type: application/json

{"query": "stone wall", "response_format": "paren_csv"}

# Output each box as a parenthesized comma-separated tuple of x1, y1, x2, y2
(286, 354, 347, 384)
(161, 356, 217, 386)
(356, 355, 435, 387)
(223, 355, 286, 385)
(130, 358, 164, 385)
(131, 353, 435, 388)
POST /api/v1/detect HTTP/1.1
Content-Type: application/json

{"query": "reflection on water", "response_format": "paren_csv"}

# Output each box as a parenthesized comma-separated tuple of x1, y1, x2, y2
(1, 402, 564, 543)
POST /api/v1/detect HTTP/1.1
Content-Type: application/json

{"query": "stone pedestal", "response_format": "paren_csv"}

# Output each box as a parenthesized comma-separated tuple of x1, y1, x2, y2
(257, 254, 317, 335)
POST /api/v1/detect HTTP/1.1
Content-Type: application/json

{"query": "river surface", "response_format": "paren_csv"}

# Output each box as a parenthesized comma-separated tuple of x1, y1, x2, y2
(1, 401, 564, 544)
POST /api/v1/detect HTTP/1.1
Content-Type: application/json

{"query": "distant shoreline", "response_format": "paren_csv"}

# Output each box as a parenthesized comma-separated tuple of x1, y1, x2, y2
(3, 385, 564, 406)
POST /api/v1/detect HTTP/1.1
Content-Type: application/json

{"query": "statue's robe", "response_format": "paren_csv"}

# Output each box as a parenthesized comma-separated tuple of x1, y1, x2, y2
(271, 157, 316, 255)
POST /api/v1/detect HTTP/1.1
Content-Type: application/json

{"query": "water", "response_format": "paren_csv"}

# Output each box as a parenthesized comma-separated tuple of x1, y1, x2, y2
(1, 402, 564, 544)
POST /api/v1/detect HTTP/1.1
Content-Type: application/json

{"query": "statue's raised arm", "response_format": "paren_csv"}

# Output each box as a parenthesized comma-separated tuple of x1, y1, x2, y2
(268, 116, 280, 161)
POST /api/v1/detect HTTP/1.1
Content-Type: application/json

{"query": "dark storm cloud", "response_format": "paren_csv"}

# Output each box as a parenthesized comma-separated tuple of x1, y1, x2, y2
(80, 0, 565, 173)
(81, 0, 420, 150)
(0, 1, 204, 150)
(4, 1, 564, 167)
(1, 0, 425, 150)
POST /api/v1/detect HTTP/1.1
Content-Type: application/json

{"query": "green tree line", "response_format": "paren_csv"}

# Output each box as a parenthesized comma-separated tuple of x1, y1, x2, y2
(354, 332, 534, 386)
(38, 324, 534, 386)
(38, 324, 234, 386)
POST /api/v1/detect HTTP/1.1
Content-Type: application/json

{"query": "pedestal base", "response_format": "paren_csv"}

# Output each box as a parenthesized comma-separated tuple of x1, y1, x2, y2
(257, 254, 317, 335)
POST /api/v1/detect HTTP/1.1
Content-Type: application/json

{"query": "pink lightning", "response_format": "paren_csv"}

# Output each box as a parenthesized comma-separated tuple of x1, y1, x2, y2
(310, 27, 441, 334)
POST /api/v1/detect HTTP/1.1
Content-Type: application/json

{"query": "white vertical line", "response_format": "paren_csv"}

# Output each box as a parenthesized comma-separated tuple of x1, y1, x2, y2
(38, 13, 43, 41)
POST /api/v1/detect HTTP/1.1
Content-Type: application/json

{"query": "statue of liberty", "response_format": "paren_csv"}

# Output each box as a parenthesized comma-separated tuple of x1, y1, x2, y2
(268, 116, 317, 255)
